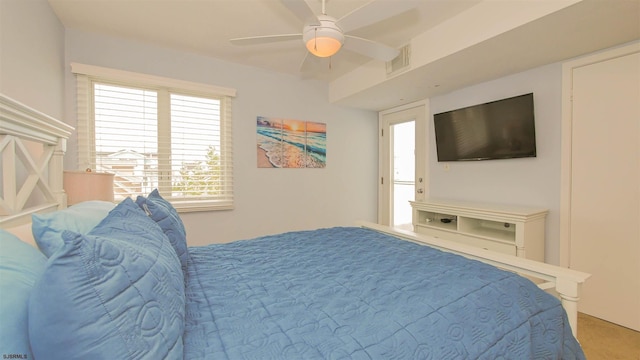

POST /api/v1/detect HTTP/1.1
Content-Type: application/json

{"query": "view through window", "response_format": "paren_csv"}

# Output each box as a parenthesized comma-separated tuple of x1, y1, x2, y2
(73, 63, 235, 212)
(92, 83, 227, 204)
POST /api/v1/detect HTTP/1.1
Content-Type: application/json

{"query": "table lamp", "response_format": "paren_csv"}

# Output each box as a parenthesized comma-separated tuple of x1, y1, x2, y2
(63, 169, 114, 205)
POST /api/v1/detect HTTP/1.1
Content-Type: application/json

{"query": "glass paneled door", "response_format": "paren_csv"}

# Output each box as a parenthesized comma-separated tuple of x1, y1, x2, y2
(379, 104, 427, 228)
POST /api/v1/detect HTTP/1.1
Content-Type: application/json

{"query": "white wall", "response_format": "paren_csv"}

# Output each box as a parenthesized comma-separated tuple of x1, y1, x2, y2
(63, 29, 379, 245)
(0, 0, 65, 118)
(428, 63, 563, 264)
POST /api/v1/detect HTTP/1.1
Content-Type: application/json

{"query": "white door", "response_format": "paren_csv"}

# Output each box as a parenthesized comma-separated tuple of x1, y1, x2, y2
(564, 46, 640, 331)
(379, 104, 428, 228)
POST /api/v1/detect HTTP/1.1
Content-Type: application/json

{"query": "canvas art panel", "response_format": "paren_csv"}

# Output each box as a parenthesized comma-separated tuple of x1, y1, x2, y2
(256, 116, 326, 168)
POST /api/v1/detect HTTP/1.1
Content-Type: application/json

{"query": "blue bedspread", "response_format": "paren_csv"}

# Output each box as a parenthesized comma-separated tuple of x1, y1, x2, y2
(184, 227, 585, 359)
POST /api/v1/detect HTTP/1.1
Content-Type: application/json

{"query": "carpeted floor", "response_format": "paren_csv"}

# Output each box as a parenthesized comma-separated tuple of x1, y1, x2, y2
(577, 312, 640, 360)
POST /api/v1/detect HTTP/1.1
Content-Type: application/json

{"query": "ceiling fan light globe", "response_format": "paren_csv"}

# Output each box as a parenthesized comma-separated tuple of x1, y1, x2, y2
(306, 37, 342, 57)
(302, 15, 344, 58)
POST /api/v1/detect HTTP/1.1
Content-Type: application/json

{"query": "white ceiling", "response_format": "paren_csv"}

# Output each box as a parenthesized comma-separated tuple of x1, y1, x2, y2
(48, 0, 640, 110)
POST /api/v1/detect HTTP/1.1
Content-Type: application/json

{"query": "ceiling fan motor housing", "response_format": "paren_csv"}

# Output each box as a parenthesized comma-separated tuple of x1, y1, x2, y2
(303, 15, 344, 57)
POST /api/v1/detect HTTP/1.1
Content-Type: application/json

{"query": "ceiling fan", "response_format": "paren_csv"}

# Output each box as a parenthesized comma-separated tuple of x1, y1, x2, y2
(230, 0, 416, 70)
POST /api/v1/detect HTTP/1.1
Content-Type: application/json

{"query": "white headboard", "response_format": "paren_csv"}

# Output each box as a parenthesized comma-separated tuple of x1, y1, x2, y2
(0, 94, 73, 229)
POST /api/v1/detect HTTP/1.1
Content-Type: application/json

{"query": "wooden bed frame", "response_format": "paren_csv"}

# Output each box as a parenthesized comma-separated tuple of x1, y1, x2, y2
(0, 93, 590, 337)
(0, 94, 73, 228)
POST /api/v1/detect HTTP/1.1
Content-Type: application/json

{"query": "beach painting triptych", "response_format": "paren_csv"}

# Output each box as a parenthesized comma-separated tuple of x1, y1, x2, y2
(257, 116, 327, 168)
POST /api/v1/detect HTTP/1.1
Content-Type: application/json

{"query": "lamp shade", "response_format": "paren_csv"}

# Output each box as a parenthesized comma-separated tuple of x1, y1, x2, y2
(63, 170, 114, 205)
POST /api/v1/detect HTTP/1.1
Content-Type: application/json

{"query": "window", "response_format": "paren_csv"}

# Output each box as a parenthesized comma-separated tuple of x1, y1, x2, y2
(72, 63, 236, 212)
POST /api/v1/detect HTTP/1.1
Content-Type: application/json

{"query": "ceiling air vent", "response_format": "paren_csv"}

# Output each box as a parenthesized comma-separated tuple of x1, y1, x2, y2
(386, 44, 410, 76)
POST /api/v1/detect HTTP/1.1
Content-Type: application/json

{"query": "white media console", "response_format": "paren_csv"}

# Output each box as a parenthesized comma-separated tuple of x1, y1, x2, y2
(410, 199, 548, 261)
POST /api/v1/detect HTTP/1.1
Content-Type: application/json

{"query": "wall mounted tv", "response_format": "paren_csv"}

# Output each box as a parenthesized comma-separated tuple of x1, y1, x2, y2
(433, 93, 536, 162)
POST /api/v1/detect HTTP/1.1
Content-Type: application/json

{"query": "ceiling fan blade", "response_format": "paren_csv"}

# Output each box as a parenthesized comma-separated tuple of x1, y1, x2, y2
(337, 0, 417, 33)
(299, 51, 325, 74)
(281, 0, 320, 26)
(343, 35, 399, 61)
(230, 34, 302, 46)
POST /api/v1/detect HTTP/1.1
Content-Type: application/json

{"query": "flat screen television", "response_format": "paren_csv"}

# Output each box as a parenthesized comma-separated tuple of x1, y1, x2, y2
(433, 93, 536, 162)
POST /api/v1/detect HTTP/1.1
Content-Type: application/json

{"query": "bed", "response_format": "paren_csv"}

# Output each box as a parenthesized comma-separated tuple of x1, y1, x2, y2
(1, 93, 589, 359)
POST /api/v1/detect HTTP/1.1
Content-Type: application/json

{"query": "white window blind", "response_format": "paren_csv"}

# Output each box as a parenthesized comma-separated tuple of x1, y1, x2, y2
(73, 64, 235, 212)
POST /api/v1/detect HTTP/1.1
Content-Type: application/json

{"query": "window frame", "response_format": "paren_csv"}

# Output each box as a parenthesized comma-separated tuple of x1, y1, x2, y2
(72, 63, 236, 212)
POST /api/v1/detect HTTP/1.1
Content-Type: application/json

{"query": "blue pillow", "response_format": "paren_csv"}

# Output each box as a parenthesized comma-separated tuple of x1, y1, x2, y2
(0, 229, 47, 359)
(136, 189, 188, 279)
(28, 198, 185, 360)
(32, 200, 116, 257)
